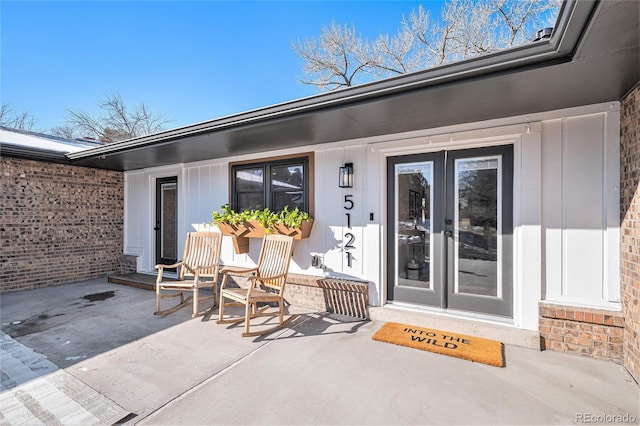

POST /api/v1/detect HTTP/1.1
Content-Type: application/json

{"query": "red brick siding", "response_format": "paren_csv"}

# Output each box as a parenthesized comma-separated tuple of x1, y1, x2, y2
(227, 272, 369, 318)
(621, 83, 640, 381)
(539, 303, 624, 363)
(286, 274, 369, 319)
(1, 158, 123, 292)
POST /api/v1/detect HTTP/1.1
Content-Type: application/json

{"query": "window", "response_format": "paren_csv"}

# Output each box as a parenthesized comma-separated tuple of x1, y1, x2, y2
(231, 155, 311, 213)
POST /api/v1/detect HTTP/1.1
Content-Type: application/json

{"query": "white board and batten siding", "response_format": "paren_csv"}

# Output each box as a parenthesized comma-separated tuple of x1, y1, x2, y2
(542, 111, 620, 310)
(123, 101, 622, 330)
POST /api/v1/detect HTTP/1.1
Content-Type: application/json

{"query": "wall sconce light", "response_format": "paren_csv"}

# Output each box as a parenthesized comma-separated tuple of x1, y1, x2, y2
(339, 163, 354, 188)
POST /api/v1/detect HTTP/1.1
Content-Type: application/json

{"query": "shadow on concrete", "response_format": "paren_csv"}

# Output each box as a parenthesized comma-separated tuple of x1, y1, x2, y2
(252, 312, 368, 343)
(0, 278, 198, 369)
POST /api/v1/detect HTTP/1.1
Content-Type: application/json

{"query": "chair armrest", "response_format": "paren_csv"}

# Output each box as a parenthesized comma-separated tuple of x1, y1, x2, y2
(248, 273, 288, 288)
(190, 264, 220, 282)
(220, 266, 259, 276)
(246, 273, 288, 294)
(155, 261, 184, 285)
(155, 261, 183, 270)
(249, 273, 288, 282)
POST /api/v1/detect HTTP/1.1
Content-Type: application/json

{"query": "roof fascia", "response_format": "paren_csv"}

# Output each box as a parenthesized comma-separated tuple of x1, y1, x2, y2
(1, 143, 73, 164)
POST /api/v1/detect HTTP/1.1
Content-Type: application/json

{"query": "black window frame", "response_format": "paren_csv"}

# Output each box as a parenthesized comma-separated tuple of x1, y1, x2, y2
(231, 156, 310, 213)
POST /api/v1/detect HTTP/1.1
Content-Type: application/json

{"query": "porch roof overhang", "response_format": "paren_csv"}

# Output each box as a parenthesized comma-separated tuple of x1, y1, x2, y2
(68, 0, 639, 172)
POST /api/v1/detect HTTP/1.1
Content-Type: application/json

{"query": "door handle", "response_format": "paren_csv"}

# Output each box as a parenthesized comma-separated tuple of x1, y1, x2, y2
(153, 227, 160, 231)
(445, 230, 452, 238)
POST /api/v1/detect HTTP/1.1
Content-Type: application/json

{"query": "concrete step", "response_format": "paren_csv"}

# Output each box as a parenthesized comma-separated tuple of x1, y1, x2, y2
(369, 305, 541, 349)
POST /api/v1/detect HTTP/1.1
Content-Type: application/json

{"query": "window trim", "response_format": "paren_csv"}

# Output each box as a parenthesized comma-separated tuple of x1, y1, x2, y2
(229, 152, 314, 215)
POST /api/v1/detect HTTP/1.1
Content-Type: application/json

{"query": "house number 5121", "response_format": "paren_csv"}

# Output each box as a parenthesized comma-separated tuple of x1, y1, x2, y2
(344, 195, 355, 268)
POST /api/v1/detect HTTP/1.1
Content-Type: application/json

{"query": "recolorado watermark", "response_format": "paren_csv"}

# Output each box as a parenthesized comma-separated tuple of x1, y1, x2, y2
(575, 413, 637, 424)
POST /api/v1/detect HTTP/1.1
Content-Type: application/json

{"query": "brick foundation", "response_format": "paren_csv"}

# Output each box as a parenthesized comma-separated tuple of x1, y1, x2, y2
(119, 255, 138, 274)
(1, 158, 124, 293)
(286, 274, 369, 319)
(621, 83, 640, 381)
(226, 272, 369, 319)
(539, 303, 624, 362)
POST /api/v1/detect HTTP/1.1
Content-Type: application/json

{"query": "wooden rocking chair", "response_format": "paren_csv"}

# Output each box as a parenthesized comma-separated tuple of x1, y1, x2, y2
(155, 231, 222, 317)
(217, 234, 295, 337)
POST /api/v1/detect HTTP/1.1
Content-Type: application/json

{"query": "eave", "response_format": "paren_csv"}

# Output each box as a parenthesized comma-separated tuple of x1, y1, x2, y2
(67, 0, 639, 171)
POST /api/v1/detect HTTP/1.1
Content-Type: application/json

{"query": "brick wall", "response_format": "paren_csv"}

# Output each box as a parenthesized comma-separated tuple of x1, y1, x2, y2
(621, 83, 640, 381)
(119, 255, 138, 274)
(1, 157, 124, 293)
(539, 303, 624, 362)
(225, 272, 369, 319)
(286, 274, 369, 319)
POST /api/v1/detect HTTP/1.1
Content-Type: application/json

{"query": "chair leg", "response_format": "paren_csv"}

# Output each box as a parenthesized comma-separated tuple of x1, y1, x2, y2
(192, 288, 199, 318)
(218, 273, 230, 322)
(218, 294, 225, 322)
(279, 300, 284, 325)
(244, 301, 252, 336)
(155, 284, 198, 316)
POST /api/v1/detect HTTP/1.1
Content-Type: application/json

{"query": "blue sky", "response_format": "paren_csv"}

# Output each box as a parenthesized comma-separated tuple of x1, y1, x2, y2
(1, 1, 439, 133)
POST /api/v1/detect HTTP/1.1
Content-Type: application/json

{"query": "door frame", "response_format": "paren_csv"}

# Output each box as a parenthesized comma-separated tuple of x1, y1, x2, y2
(155, 176, 179, 267)
(386, 152, 445, 307)
(385, 144, 514, 318)
(445, 145, 514, 317)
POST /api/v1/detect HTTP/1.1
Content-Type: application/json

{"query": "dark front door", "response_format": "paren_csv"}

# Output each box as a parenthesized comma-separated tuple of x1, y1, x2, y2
(387, 145, 513, 318)
(155, 177, 178, 267)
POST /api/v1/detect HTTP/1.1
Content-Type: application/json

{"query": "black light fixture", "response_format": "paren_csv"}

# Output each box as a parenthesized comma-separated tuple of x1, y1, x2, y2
(339, 162, 353, 188)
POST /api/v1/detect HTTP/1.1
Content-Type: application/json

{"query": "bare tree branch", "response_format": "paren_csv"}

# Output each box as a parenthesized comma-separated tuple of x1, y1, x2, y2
(61, 93, 170, 143)
(292, 21, 374, 91)
(294, 0, 561, 90)
(0, 103, 37, 131)
(50, 124, 76, 139)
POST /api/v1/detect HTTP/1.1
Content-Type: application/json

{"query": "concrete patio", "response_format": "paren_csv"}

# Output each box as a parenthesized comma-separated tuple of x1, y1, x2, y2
(1, 278, 638, 425)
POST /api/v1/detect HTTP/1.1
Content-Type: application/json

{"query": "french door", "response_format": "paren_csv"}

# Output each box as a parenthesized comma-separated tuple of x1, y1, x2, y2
(155, 177, 178, 267)
(387, 145, 513, 318)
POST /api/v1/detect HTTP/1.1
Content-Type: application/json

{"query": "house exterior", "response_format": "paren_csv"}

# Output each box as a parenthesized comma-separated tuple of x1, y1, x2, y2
(0, 127, 124, 291)
(2, 1, 639, 381)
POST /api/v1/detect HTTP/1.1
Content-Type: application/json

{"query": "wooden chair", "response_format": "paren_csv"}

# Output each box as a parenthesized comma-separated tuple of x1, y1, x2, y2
(217, 234, 295, 337)
(155, 231, 222, 318)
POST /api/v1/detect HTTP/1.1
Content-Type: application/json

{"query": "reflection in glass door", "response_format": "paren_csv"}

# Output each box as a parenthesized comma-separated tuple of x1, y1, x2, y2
(454, 157, 501, 296)
(387, 146, 513, 318)
(387, 153, 443, 307)
(446, 147, 513, 317)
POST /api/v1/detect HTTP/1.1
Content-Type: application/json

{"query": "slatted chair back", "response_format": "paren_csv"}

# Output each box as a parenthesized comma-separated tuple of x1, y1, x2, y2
(255, 234, 294, 292)
(180, 232, 223, 280)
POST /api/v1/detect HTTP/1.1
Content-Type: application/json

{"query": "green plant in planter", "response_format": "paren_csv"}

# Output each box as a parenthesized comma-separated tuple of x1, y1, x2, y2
(255, 208, 279, 233)
(212, 205, 311, 230)
(212, 204, 240, 225)
(278, 206, 311, 228)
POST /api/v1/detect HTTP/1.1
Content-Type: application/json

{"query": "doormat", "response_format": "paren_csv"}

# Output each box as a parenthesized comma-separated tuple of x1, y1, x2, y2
(372, 322, 504, 367)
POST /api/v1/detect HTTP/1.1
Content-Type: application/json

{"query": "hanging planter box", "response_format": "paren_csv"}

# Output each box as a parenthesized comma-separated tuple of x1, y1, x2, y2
(216, 219, 314, 254)
(272, 219, 314, 239)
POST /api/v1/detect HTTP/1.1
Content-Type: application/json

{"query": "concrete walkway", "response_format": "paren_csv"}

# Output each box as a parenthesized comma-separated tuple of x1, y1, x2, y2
(1, 279, 638, 425)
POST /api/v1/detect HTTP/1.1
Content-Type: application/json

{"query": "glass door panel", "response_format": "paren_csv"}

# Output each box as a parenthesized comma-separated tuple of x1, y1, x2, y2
(396, 162, 432, 288)
(446, 146, 513, 317)
(161, 182, 177, 260)
(454, 157, 500, 297)
(156, 177, 178, 267)
(387, 145, 513, 318)
(387, 153, 444, 307)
